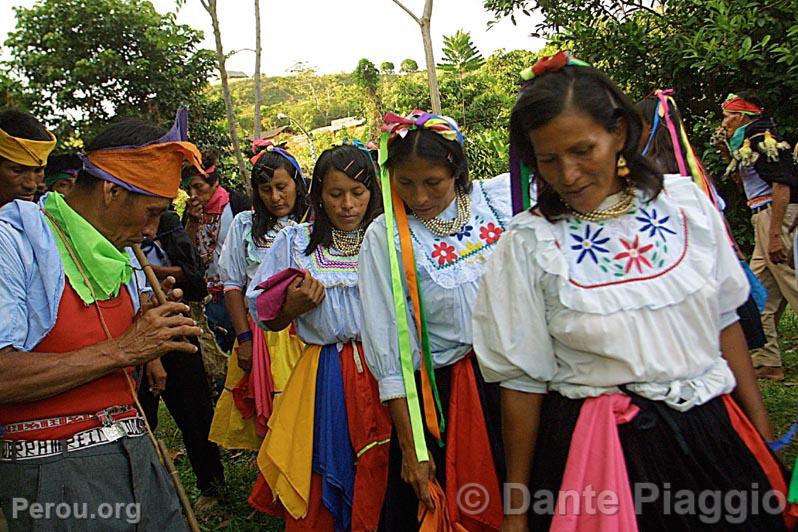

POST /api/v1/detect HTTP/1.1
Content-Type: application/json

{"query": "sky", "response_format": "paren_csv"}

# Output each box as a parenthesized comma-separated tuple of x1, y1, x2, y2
(0, 0, 545, 77)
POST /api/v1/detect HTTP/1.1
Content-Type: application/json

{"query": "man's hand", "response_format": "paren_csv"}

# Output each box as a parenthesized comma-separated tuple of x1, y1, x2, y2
(116, 300, 201, 366)
(145, 359, 167, 397)
(282, 272, 325, 318)
(237, 339, 253, 372)
(769, 233, 787, 264)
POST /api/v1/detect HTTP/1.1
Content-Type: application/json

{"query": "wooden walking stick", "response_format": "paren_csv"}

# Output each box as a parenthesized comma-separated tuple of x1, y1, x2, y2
(132, 244, 202, 532)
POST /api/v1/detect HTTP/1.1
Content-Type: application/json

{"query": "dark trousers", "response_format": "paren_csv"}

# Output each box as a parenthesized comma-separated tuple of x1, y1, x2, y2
(139, 347, 225, 496)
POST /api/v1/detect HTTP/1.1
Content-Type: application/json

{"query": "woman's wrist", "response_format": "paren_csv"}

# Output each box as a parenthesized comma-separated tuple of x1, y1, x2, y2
(236, 330, 253, 344)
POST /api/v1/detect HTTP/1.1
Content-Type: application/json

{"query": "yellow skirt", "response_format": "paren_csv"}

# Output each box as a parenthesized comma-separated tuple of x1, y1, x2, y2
(209, 326, 304, 450)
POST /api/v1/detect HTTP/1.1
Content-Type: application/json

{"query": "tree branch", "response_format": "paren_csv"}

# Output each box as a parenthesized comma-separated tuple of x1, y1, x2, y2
(392, 0, 421, 25)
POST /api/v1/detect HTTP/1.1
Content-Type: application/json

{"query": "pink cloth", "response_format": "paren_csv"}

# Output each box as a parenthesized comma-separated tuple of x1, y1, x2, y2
(550, 394, 640, 532)
(251, 321, 274, 437)
(255, 268, 304, 322)
(204, 185, 229, 215)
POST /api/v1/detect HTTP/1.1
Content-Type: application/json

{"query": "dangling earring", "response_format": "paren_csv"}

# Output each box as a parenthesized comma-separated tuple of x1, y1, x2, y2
(617, 155, 630, 178)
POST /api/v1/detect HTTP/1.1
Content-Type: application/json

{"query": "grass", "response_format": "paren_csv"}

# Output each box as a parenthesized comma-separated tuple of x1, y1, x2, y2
(155, 409, 282, 531)
(154, 312, 798, 530)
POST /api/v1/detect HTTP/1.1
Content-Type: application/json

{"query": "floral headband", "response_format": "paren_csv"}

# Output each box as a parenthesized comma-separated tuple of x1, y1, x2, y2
(382, 109, 464, 145)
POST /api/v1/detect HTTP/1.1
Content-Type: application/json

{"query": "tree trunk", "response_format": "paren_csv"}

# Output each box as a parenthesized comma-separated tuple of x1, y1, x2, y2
(201, 0, 250, 193)
(393, 0, 441, 114)
(420, 11, 441, 114)
(253, 0, 262, 141)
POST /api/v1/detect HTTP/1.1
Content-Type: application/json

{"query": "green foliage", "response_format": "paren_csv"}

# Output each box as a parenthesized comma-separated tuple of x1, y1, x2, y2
(465, 127, 510, 179)
(485, 0, 798, 254)
(353, 58, 380, 95)
(4, 0, 226, 150)
(438, 30, 485, 76)
(400, 58, 420, 73)
(380, 61, 396, 74)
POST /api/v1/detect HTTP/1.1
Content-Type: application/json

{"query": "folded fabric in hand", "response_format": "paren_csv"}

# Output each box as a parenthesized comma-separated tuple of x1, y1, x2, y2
(254, 268, 304, 322)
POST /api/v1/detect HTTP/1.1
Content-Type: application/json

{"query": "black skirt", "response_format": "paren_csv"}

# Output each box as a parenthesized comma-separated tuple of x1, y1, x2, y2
(378, 357, 504, 532)
(529, 392, 789, 531)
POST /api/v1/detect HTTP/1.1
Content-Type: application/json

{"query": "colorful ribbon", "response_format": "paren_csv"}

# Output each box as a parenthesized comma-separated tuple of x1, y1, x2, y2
(382, 110, 464, 145)
(378, 133, 446, 462)
(520, 50, 591, 81)
(643, 90, 721, 210)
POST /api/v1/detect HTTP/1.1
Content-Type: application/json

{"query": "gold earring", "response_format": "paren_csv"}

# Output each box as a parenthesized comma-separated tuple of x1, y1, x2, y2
(617, 155, 630, 178)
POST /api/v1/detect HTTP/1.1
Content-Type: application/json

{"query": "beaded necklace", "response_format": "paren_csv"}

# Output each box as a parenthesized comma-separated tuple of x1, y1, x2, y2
(569, 188, 635, 222)
(331, 227, 365, 256)
(416, 185, 471, 237)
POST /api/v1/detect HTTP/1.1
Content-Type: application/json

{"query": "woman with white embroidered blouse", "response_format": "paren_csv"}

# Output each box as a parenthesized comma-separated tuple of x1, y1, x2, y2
(208, 144, 306, 450)
(359, 111, 510, 530)
(473, 52, 792, 531)
(245, 143, 391, 532)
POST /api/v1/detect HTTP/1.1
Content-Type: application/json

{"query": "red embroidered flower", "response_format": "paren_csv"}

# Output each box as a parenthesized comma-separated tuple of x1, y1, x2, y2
(613, 235, 654, 273)
(479, 223, 503, 245)
(432, 242, 457, 265)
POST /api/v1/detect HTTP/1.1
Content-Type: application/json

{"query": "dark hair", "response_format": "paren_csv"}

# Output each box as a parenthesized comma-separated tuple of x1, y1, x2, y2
(75, 119, 166, 190)
(304, 144, 383, 255)
(181, 150, 221, 186)
(510, 65, 662, 221)
(383, 128, 472, 193)
(45, 153, 82, 176)
(0, 109, 50, 141)
(250, 149, 307, 245)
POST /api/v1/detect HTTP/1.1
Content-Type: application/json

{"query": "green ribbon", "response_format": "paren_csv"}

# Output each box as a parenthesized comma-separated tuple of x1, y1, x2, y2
(378, 133, 429, 462)
(43, 192, 133, 305)
(789, 455, 798, 503)
(521, 162, 531, 210)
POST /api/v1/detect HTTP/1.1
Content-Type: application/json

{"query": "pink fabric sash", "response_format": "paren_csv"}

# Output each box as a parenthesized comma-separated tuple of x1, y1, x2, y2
(550, 394, 640, 532)
(251, 320, 275, 436)
(255, 268, 304, 322)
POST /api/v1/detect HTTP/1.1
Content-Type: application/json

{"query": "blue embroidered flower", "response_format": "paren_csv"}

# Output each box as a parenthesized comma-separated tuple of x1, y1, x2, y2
(570, 224, 610, 264)
(636, 208, 676, 241)
(454, 224, 473, 241)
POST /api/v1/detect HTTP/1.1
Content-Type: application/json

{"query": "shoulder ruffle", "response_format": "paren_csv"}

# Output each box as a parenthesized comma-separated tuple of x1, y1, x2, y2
(410, 175, 513, 289)
(512, 175, 721, 314)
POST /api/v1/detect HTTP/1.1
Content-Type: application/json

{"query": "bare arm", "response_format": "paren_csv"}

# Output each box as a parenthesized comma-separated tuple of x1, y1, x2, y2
(225, 288, 254, 371)
(721, 322, 775, 440)
(0, 301, 201, 403)
(386, 397, 435, 510)
(502, 389, 544, 528)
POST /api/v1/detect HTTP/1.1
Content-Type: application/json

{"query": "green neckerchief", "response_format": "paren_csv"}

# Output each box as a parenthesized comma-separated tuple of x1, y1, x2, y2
(43, 192, 132, 305)
(729, 123, 750, 152)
